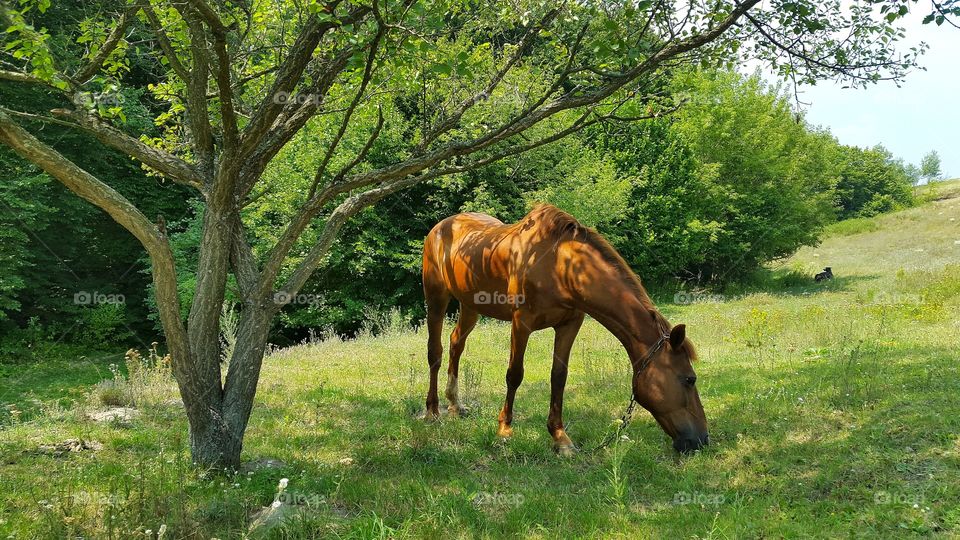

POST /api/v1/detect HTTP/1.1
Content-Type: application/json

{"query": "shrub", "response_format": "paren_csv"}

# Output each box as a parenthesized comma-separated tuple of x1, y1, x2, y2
(91, 344, 175, 409)
(77, 304, 132, 347)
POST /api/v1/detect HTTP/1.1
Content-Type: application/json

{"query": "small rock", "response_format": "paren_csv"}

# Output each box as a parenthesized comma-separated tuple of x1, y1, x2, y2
(87, 407, 139, 423)
(338, 457, 354, 466)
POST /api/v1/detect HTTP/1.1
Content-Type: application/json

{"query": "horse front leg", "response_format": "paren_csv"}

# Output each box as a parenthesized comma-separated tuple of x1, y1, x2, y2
(497, 314, 531, 438)
(548, 313, 584, 457)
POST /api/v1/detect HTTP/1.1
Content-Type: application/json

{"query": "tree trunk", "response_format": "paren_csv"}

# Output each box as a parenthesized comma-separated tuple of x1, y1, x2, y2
(178, 302, 273, 469)
(188, 412, 242, 469)
(223, 305, 274, 452)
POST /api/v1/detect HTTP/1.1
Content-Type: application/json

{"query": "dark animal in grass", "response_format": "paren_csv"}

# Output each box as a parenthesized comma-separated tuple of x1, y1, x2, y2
(815, 267, 833, 282)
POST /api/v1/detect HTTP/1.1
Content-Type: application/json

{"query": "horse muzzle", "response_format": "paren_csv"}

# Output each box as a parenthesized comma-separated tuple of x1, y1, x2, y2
(673, 432, 709, 453)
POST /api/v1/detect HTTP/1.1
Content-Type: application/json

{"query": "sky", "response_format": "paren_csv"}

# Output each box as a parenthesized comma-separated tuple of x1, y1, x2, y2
(756, 9, 959, 179)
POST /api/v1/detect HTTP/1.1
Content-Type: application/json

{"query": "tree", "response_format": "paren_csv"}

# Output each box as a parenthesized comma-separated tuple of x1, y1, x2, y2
(835, 145, 915, 218)
(920, 150, 943, 182)
(0, 0, 930, 468)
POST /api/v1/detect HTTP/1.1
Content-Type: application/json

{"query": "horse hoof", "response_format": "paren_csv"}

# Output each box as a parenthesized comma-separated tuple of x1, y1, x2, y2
(554, 444, 577, 458)
(418, 409, 440, 422)
(447, 405, 468, 418)
(496, 425, 513, 438)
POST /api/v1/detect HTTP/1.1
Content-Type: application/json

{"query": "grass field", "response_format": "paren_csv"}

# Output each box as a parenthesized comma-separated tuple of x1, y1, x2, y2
(1, 181, 959, 538)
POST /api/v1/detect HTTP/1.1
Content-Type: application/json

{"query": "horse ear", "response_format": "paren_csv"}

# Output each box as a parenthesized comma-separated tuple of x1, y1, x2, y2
(669, 324, 686, 349)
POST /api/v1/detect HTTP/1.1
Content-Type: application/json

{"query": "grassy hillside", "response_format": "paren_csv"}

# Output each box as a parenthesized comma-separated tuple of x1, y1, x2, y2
(1, 181, 958, 538)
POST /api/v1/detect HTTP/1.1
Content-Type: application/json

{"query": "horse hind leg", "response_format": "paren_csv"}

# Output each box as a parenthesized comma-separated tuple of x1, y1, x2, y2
(422, 283, 450, 421)
(446, 306, 479, 417)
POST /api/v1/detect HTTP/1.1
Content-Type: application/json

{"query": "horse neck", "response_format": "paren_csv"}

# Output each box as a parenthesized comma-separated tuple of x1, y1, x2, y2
(568, 259, 665, 369)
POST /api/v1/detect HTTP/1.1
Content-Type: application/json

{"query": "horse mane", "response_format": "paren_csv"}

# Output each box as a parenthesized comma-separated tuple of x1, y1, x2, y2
(530, 204, 672, 331)
(519, 204, 697, 359)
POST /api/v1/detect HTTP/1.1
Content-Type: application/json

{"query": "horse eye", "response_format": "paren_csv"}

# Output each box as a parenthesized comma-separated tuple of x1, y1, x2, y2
(684, 376, 697, 387)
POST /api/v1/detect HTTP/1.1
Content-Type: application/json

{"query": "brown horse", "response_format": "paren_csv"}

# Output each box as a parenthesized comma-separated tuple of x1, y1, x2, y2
(421, 204, 709, 455)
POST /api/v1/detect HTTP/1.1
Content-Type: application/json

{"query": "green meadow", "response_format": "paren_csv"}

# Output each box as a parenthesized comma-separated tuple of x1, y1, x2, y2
(1, 180, 959, 538)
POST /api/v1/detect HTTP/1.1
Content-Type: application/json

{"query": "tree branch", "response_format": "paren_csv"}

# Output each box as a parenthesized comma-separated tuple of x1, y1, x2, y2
(0, 69, 53, 87)
(419, 8, 560, 149)
(743, 10, 905, 82)
(171, 3, 216, 176)
(45, 108, 205, 190)
(239, 4, 372, 157)
(235, 46, 356, 197)
(276, 173, 425, 301)
(140, 1, 190, 82)
(74, 3, 141, 84)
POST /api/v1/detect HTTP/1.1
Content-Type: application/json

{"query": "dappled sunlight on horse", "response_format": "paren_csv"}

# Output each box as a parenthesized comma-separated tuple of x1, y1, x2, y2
(421, 204, 709, 455)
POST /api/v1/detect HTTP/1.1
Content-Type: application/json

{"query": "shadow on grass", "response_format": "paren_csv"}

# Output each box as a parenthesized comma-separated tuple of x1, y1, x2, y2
(711, 269, 878, 301)
(0, 352, 122, 423)
(650, 342, 959, 536)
